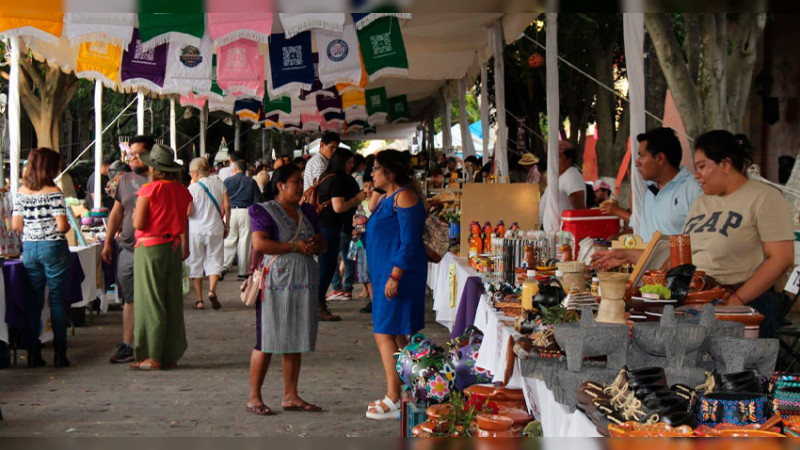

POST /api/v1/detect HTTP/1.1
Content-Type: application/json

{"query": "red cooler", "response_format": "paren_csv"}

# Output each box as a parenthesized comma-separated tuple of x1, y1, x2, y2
(561, 209, 620, 242)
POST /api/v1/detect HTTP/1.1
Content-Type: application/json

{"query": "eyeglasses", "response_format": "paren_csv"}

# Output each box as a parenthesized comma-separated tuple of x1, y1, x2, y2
(372, 166, 382, 172)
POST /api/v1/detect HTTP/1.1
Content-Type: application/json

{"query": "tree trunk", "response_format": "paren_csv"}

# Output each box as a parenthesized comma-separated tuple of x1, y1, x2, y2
(592, 40, 617, 177)
(15, 55, 79, 152)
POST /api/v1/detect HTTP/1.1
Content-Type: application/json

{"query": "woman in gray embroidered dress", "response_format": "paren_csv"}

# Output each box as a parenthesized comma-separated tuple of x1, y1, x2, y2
(246, 164, 325, 416)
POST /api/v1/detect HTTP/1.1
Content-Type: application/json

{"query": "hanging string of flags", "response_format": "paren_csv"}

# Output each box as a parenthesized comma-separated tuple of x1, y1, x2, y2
(0, 10, 413, 133)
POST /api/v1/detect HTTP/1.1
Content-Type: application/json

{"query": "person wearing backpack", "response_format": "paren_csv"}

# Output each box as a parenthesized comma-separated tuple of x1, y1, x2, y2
(187, 157, 230, 310)
(316, 148, 367, 321)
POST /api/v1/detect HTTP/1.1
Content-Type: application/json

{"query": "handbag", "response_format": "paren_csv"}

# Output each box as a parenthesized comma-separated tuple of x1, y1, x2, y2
(240, 205, 305, 306)
(197, 181, 223, 219)
(392, 189, 449, 263)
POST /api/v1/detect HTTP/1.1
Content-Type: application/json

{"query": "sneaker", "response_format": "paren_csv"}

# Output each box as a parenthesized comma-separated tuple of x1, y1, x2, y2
(359, 302, 372, 314)
(110, 343, 135, 364)
(328, 291, 352, 301)
(318, 306, 342, 322)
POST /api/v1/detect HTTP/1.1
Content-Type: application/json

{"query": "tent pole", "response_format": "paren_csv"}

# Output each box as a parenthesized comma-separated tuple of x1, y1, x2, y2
(491, 21, 509, 181)
(480, 62, 490, 157)
(458, 78, 476, 159)
(137, 91, 144, 135)
(543, 12, 561, 232)
(8, 36, 20, 198)
(234, 116, 241, 152)
(441, 86, 452, 155)
(199, 104, 208, 157)
(623, 13, 648, 237)
(94, 81, 103, 211)
(170, 97, 177, 151)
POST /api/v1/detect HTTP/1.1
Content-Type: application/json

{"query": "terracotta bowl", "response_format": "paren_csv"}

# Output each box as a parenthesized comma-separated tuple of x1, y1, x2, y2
(476, 414, 515, 431)
(714, 429, 784, 438)
(684, 288, 728, 304)
(608, 421, 694, 437)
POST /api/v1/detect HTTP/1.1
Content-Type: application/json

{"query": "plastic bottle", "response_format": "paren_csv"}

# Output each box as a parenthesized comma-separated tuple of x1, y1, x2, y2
(521, 270, 539, 311)
(590, 277, 600, 297)
(555, 270, 568, 294)
(495, 220, 506, 238)
(469, 228, 483, 263)
(484, 232, 494, 254)
(483, 221, 493, 238)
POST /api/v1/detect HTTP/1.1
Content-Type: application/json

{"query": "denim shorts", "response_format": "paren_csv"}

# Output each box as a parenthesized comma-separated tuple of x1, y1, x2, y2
(356, 246, 369, 282)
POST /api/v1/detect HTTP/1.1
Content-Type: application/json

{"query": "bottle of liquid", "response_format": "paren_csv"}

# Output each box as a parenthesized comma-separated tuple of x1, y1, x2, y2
(483, 221, 493, 239)
(554, 269, 568, 294)
(469, 228, 483, 264)
(484, 232, 494, 254)
(521, 270, 539, 312)
(495, 220, 506, 238)
(590, 277, 600, 297)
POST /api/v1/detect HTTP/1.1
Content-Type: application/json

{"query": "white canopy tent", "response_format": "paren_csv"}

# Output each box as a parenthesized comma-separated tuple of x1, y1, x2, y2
(434, 123, 484, 155)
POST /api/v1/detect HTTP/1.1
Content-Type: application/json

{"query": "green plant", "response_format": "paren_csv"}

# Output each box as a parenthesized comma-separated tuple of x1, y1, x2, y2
(438, 391, 498, 437)
(440, 210, 461, 224)
(639, 284, 672, 299)
(539, 305, 579, 325)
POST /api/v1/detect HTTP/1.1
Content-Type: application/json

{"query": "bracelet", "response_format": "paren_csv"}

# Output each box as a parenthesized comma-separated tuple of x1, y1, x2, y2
(732, 292, 746, 304)
(389, 273, 401, 282)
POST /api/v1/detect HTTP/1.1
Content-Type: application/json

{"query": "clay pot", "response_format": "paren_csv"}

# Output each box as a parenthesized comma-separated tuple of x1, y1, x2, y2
(689, 271, 706, 291)
(476, 414, 515, 437)
(426, 404, 454, 423)
(642, 270, 667, 286)
(464, 385, 527, 410)
(598, 272, 629, 300)
(669, 235, 692, 268)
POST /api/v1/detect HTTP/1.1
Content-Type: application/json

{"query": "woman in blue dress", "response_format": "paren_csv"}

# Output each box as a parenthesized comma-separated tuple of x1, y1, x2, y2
(364, 150, 428, 420)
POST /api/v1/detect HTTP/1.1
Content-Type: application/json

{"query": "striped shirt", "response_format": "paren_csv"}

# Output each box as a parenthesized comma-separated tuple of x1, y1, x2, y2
(12, 191, 67, 241)
(303, 153, 329, 191)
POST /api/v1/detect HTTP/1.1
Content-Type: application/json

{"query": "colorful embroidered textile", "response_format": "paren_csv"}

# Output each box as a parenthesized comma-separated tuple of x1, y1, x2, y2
(323, 110, 345, 125)
(291, 95, 317, 115)
(316, 94, 343, 115)
(76, 40, 123, 87)
(268, 32, 315, 98)
(365, 87, 388, 115)
(315, 24, 362, 89)
(335, 54, 368, 94)
(208, 90, 235, 113)
(0, 11, 63, 43)
(180, 92, 207, 110)
(278, 13, 345, 39)
(345, 105, 368, 123)
(64, 13, 136, 47)
(235, 98, 262, 122)
(137, 0, 204, 51)
(388, 95, 410, 123)
(356, 16, 408, 81)
(163, 34, 213, 94)
(216, 38, 265, 97)
(121, 29, 168, 92)
(341, 89, 366, 111)
(351, 9, 411, 30)
(263, 96, 292, 115)
(207, 0, 273, 46)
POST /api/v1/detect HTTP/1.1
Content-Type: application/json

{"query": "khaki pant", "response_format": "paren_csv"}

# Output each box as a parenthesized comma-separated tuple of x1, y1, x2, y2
(223, 208, 252, 277)
(133, 242, 187, 364)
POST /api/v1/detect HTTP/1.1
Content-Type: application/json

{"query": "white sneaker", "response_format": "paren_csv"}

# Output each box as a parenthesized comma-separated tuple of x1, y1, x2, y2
(326, 290, 347, 300)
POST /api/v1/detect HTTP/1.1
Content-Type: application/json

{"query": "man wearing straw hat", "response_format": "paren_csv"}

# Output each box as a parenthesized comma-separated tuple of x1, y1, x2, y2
(518, 152, 541, 184)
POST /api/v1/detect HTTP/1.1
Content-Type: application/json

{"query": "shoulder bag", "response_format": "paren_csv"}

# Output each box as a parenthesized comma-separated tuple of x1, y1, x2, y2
(197, 181, 223, 219)
(392, 189, 449, 264)
(240, 205, 305, 306)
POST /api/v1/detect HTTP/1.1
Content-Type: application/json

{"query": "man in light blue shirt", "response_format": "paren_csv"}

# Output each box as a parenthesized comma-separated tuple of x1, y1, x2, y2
(602, 127, 702, 242)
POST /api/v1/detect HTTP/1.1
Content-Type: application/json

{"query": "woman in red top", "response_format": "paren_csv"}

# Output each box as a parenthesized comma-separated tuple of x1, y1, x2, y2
(130, 144, 193, 370)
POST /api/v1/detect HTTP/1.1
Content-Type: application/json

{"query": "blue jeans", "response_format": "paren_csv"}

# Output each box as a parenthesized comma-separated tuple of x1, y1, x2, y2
(318, 225, 341, 306)
(22, 240, 70, 346)
(331, 231, 355, 292)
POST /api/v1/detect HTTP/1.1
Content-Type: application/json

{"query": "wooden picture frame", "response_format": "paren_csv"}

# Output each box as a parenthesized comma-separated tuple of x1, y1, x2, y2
(628, 231, 671, 286)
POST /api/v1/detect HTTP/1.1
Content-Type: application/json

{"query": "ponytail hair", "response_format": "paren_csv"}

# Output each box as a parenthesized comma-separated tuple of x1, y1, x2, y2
(694, 130, 753, 173)
(376, 149, 428, 211)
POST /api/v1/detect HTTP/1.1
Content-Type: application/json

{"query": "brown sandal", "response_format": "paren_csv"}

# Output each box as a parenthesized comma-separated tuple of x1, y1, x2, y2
(129, 358, 162, 370)
(193, 300, 205, 310)
(208, 292, 221, 310)
(246, 403, 273, 416)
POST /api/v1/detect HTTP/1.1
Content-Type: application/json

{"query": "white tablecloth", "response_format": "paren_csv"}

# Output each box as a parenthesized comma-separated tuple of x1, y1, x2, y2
(0, 269, 7, 344)
(428, 253, 480, 331)
(472, 294, 602, 437)
(69, 244, 107, 312)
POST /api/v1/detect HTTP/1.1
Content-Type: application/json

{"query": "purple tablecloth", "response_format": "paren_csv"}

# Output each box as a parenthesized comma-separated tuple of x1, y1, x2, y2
(450, 276, 485, 339)
(3, 254, 85, 329)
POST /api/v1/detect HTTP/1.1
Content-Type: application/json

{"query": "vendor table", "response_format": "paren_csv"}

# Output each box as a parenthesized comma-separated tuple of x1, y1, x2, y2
(428, 253, 485, 333)
(428, 255, 602, 437)
(2, 243, 105, 345)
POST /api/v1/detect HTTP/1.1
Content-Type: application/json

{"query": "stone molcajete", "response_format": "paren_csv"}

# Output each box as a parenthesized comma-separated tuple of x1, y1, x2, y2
(706, 336, 779, 378)
(631, 306, 707, 369)
(552, 306, 628, 372)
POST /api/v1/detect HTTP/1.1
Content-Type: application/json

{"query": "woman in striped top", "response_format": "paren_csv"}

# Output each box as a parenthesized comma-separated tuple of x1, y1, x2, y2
(11, 147, 72, 368)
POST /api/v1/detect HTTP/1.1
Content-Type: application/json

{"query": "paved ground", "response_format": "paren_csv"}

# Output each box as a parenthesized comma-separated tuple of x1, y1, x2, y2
(0, 274, 449, 437)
